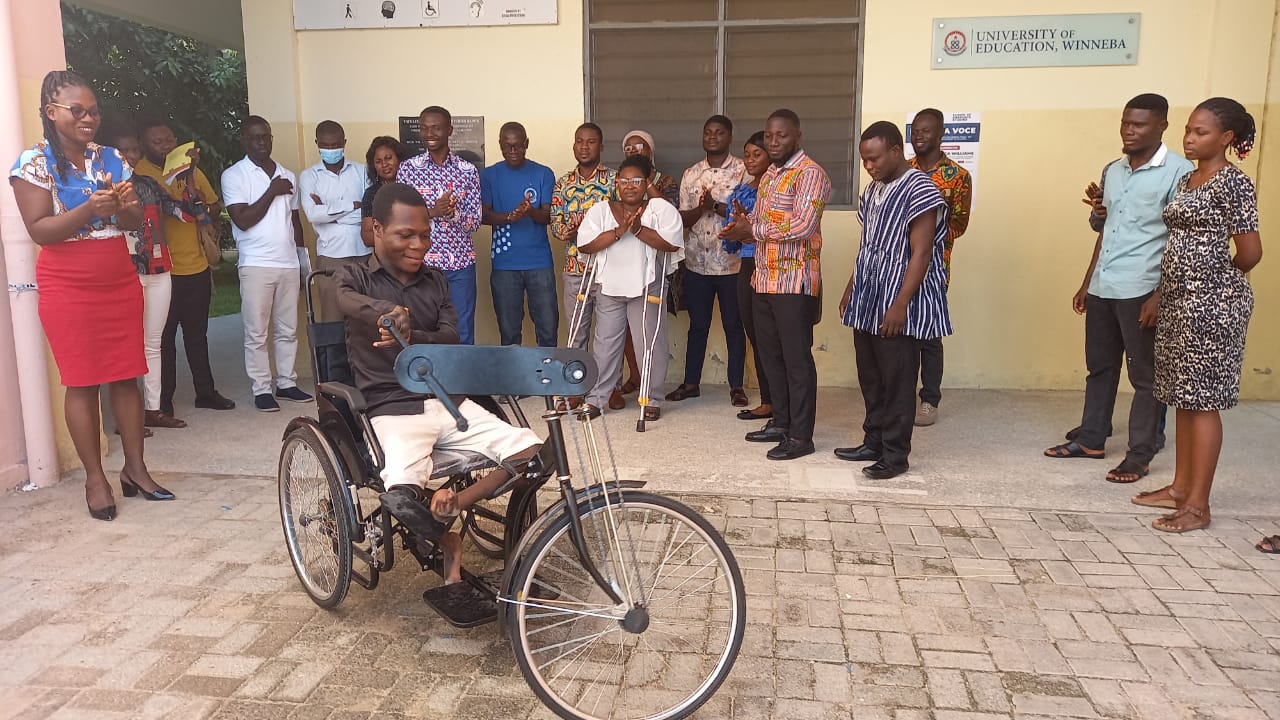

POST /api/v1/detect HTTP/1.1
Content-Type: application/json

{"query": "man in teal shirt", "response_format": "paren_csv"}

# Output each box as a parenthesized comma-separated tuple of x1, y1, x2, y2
(1045, 93, 1194, 485)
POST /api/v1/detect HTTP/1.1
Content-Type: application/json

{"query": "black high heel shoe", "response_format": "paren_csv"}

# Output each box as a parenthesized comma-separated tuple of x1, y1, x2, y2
(87, 499, 117, 521)
(120, 470, 176, 501)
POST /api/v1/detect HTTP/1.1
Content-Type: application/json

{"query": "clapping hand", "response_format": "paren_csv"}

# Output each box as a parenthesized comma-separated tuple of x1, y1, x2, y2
(433, 188, 457, 218)
(718, 199, 752, 242)
(508, 193, 533, 223)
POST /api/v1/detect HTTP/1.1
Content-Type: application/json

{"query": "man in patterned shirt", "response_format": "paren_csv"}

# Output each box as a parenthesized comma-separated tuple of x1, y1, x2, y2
(396, 106, 483, 344)
(550, 123, 615, 351)
(724, 109, 830, 461)
(668, 115, 748, 406)
(837, 121, 950, 480)
(907, 108, 972, 427)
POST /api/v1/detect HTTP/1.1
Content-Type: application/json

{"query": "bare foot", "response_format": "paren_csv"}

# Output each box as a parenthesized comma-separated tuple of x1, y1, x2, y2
(440, 531, 463, 584)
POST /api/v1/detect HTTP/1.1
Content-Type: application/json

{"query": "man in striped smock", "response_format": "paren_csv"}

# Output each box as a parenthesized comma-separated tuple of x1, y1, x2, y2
(837, 121, 951, 480)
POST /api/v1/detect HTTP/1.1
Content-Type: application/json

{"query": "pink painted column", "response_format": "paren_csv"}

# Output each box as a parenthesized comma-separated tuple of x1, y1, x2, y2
(0, 0, 66, 489)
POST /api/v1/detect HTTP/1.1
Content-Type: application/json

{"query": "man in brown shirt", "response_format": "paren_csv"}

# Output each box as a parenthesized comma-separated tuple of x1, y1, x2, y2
(336, 182, 539, 582)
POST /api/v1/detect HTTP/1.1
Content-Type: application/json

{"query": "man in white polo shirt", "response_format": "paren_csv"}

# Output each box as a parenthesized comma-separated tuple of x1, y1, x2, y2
(223, 115, 314, 412)
(299, 119, 371, 321)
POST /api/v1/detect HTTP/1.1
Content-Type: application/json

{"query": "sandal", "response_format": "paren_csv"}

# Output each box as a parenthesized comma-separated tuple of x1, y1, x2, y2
(1152, 506, 1210, 533)
(620, 379, 640, 395)
(664, 384, 700, 402)
(1106, 458, 1149, 484)
(643, 406, 661, 422)
(1256, 536, 1280, 555)
(1044, 441, 1105, 459)
(730, 387, 749, 407)
(144, 410, 188, 429)
(1131, 485, 1181, 509)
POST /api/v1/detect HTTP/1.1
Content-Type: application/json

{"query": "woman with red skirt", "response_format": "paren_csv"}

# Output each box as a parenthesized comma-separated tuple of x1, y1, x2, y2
(9, 70, 175, 520)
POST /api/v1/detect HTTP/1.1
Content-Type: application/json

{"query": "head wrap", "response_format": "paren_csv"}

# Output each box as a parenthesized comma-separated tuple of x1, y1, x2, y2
(622, 130, 656, 161)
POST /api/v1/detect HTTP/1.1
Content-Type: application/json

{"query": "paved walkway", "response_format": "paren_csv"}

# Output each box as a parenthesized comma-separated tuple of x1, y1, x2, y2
(0, 476, 1277, 719)
(2, 313, 1278, 718)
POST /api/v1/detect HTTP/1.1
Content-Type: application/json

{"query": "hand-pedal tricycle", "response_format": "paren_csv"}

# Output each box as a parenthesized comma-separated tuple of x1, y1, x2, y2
(276, 271, 746, 719)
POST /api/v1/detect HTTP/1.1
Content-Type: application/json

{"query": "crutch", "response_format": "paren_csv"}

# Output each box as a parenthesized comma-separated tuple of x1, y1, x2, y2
(634, 248, 670, 433)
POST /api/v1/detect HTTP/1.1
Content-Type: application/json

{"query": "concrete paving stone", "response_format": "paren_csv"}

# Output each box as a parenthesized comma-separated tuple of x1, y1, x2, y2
(920, 651, 996, 672)
(1012, 693, 1099, 717)
(1076, 678, 1133, 718)
(1246, 691, 1280, 720)
(926, 668, 972, 709)
(774, 658, 817, 700)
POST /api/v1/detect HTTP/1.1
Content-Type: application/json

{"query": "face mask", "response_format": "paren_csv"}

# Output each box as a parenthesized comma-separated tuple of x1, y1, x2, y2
(319, 148, 344, 164)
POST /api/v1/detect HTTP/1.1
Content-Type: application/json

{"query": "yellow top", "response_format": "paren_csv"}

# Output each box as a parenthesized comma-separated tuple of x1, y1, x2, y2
(134, 158, 220, 276)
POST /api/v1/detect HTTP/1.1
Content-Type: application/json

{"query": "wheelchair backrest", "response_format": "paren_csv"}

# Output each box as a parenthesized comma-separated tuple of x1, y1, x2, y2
(309, 320, 355, 386)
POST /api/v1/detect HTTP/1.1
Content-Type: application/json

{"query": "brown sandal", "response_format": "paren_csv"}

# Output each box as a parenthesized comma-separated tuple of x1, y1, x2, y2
(1131, 485, 1181, 509)
(145, 410, 188, 429)
(643, 406, 661, 422)
(1152, 506, 1210, 533)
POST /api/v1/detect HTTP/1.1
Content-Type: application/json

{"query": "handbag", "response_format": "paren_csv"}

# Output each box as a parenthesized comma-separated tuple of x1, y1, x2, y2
(197, 213, 221, 266)
(665, 261, 686, 316)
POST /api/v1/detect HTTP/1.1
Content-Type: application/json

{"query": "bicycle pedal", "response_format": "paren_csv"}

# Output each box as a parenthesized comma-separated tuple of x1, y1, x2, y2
(422, 582, 498, 628)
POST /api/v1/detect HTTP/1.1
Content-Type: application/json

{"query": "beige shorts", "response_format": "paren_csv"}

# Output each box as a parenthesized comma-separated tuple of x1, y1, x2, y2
(370, 399, 540, 489)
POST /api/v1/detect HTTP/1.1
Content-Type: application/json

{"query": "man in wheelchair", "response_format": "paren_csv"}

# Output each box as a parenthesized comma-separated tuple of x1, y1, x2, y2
(335, 182, 541, 582)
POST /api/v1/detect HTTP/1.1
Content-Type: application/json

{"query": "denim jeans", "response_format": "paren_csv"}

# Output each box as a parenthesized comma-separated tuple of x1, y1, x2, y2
(490, 267, 560, 347)
(442, 264, 477, 345)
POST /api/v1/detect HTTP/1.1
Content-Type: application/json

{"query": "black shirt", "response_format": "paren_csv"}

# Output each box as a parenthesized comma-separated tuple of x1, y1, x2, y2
(335, 253, 459, 417)
(360, 181, 382, 219)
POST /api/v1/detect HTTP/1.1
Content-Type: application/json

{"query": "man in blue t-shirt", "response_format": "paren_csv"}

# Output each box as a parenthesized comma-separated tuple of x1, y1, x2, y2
(481, 122, 558, 346)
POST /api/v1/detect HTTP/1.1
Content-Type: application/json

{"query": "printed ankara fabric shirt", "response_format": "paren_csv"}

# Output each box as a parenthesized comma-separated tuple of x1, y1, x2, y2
(481, 159, 556, 271)
(10, 140, 131, 241)
(679, 155, 746, 275)
(395, 151, 482, 271)
(907, 153, 971, 283)
(844, 169, 952, 340)
(749, 150, 831, 296)
(550, 165, 616, 276)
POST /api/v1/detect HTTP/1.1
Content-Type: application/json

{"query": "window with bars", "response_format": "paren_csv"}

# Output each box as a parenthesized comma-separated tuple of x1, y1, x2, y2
(586, 0, 861, 205)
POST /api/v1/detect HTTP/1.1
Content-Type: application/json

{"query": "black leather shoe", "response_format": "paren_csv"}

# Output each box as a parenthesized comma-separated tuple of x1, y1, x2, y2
(834, 445, 881, 462)
(862, 461, 909, 480)
(767, 438, 815, 461)
(195, 392, 236, 410)
(745, 421, 786, 443)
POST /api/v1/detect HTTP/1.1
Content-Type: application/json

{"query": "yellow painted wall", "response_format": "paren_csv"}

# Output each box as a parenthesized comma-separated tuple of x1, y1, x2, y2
(241, 0, 1280, 397)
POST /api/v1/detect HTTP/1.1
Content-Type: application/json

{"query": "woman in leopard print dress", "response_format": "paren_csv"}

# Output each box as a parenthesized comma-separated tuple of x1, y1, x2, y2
(1132, 98, 1262, 533)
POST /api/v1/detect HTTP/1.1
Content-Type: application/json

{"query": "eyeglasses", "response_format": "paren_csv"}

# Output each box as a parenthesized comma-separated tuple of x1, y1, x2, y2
(47, 102, 102, 120)
(623, 142, 646, 154)
(616, 177, 646, 188)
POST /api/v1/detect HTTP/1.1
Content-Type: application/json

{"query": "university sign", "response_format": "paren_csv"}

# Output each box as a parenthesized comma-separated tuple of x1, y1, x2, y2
(932, 13, 1140, 70)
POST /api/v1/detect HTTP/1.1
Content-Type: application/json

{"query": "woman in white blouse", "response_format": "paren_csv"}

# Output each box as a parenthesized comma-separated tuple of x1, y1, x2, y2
(576, 154, 684, 422)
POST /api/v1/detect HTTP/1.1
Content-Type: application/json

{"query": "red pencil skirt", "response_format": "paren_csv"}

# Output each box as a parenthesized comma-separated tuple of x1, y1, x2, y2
(36, 235, 146, 387)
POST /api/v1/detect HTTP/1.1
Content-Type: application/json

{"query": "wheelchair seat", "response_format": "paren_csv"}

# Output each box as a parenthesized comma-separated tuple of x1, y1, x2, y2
(316, 382, 498, 482)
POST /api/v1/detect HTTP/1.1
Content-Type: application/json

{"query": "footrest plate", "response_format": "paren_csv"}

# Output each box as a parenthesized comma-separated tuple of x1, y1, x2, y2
(423, 581, 498, 628)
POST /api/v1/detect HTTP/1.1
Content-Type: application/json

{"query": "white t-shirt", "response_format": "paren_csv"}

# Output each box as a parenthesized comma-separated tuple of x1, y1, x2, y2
(577, 198, 684, 298)
(221, 155, 300, 268)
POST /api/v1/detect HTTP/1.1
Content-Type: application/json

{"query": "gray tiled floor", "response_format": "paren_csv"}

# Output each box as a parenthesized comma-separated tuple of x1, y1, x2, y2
(1, 472, 1278, 719)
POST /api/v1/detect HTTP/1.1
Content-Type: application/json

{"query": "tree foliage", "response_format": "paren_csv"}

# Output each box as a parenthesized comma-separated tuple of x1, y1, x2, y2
(59, 3, 247, 194)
